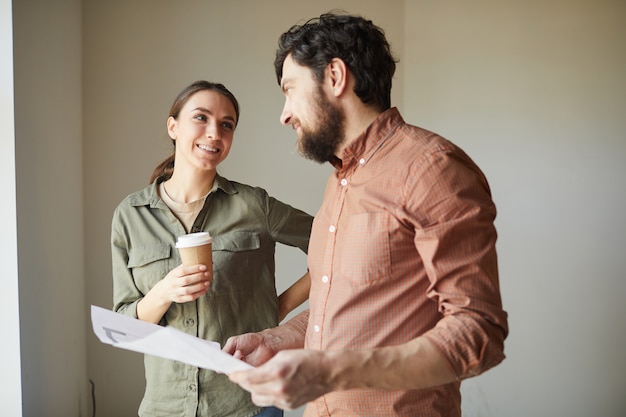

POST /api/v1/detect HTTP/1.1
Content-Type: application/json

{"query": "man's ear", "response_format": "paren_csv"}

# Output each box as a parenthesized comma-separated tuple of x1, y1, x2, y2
(167, 116, 177, 140)
(327, 58, 348, 97)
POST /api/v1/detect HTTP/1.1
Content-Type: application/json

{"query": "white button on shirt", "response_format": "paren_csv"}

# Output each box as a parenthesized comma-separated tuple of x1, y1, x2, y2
(313, 325, 320, 332)
(329, 225, 336, 233)
(322, 275, 329, 283)
(340, 178, 348, 186)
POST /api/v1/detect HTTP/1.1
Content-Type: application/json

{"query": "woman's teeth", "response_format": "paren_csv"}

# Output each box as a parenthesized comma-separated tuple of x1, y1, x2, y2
(198, 144, 218, 152)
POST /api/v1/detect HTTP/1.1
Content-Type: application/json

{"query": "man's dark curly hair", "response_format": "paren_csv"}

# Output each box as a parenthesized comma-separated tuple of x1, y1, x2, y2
(274, 12, 398, 112)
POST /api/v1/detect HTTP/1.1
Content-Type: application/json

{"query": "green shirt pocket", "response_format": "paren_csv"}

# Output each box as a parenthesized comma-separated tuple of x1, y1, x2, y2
(211, 231, 261, 293)
(211, 231, 260, 252)
(127, 243, 171, 292)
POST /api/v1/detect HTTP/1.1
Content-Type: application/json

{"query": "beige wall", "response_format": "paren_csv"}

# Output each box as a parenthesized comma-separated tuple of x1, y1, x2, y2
(4, 1, 625, 416)
(11, 0, 87, 416)
(404, 2, 626, 415)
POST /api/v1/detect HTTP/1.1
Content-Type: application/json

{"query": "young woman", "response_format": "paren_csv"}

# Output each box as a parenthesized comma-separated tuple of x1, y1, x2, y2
(111, 80, 312, 417)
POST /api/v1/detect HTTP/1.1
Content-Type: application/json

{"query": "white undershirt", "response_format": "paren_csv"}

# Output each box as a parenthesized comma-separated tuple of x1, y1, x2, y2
(159, 182, 208, 233)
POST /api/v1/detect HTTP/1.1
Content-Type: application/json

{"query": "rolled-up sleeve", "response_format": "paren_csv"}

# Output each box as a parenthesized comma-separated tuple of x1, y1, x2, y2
(410, 148, 508, 379)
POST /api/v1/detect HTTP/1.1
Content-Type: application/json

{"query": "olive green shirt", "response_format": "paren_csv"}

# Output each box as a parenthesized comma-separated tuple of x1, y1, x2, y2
(111, 175, 313, 417)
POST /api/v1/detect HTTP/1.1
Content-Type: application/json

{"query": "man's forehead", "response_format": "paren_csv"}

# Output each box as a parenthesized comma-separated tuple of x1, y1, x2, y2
(281, 55, 315, 85)
(282, 55, 299, 77)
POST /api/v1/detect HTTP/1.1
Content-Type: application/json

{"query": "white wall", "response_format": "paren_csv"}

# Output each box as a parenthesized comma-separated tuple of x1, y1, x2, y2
(3, 1, 624, 416)
(0, 0, 22, 415)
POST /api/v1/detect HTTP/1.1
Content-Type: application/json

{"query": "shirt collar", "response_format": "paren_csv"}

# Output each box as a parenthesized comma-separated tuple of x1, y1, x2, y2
(129, 173, 237, 208)
(333, 107, 404, 173)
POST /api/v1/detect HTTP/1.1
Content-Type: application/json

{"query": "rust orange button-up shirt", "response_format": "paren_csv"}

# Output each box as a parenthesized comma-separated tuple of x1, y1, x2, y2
(292, 108, 508, 417)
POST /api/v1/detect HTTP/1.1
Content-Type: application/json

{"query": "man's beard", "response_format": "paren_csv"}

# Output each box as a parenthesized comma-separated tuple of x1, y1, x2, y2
(296, 87, 345, 164)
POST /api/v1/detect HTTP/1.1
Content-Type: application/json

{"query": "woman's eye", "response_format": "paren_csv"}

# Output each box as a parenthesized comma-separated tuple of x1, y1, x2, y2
(222, 122, 234, 130)
(194, 114, 207, 122)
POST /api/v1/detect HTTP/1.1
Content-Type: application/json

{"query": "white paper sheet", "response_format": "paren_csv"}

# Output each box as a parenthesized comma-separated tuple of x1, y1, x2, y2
(90, 305, 252, 374)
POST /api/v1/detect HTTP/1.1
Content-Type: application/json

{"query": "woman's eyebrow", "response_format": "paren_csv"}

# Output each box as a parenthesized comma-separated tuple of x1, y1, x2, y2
(192, 107, 236, 123)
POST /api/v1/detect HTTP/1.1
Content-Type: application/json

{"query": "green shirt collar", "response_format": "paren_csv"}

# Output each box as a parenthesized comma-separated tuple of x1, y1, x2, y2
(127, 174, 238, 208)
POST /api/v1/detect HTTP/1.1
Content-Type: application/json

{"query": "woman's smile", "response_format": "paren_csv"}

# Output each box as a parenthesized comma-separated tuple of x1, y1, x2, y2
(197, 143, 220, 153)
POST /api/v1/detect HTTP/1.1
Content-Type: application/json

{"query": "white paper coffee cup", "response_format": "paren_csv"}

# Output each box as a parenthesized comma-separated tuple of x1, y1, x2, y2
(175, 232, 213, 268)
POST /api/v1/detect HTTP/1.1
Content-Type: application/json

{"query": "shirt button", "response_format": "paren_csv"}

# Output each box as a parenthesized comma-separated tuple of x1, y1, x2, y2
(340, 178, 348, 186)
(184, 318, 195, 327)
(322, 275, 329, 283)
(359, 158, 366, 165)
(313, 325, 320, 332)
(188, 384, 197, 392)
(329, 225, 336, 233)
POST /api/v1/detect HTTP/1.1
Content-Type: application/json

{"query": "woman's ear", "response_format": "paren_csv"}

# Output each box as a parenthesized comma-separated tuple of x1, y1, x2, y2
(167, 116, 177, 140)
(327, 58, 348, 97)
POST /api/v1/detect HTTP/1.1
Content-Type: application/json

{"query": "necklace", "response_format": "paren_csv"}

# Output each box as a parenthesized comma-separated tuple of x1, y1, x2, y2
(162, 181, 210, 204)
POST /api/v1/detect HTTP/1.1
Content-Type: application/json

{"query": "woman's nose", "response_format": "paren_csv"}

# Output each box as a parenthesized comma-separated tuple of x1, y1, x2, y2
(205, 124, 219, 139)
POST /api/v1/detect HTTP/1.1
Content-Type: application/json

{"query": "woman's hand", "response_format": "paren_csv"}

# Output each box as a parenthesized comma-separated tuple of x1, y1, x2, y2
(157, 264, 212, 303)
(137, 264, 212, 323)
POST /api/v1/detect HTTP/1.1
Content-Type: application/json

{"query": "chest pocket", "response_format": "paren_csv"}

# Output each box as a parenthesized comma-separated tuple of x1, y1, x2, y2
(211, 231, 261, 292)
(127, 243, 172, 291)
(335, 212, 393, 287)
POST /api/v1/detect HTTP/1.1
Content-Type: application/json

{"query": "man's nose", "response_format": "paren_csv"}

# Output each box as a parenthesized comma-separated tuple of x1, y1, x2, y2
(280, 102, 292, 126)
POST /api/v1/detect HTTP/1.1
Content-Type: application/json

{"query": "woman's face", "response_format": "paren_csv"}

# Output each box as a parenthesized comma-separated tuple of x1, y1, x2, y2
(167, 89, 237, 175)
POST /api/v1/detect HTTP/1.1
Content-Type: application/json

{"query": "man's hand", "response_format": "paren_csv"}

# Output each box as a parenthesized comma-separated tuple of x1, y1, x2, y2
(226, 336, 460, 410)
(228, 349, 332, 410)
(223, 318, 307, 367)
(223, 332, 277, 367)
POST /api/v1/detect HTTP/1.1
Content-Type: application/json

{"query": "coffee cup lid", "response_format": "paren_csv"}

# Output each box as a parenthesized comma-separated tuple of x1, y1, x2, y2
(175, 232, 212, 248)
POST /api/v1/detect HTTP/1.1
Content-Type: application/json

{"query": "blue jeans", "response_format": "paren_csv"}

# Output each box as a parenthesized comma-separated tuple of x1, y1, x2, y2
(254, 406, 284, 417)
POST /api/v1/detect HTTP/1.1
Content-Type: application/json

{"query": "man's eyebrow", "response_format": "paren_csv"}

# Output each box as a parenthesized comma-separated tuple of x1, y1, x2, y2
(280, 78, 292, 92)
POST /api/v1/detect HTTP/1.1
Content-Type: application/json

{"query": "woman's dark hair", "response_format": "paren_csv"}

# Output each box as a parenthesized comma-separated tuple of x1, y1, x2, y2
(274, 12, 397, 112)
(149, 81, 240, 184)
